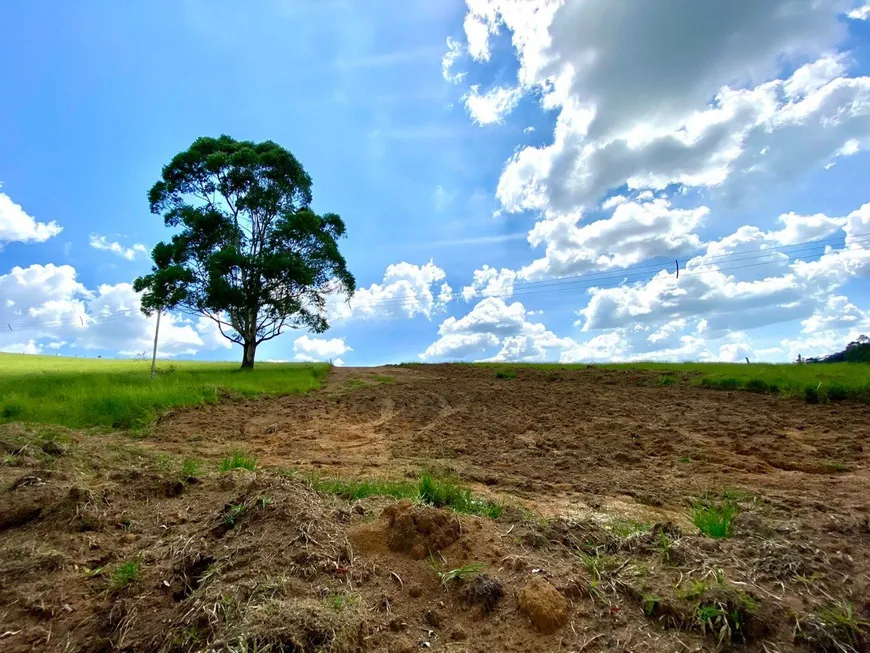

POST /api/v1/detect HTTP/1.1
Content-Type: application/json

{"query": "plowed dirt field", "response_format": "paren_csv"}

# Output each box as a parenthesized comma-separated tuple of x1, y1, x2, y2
(2, 364, 869, 653)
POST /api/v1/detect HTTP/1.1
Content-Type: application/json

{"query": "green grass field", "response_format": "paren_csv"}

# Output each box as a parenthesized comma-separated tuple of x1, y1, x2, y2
(475, 361, 870, 403)
(0, 354, 328, 430)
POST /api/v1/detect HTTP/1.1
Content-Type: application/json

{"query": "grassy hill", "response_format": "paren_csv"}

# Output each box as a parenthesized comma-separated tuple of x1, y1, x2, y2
(0, 354, 328, 430)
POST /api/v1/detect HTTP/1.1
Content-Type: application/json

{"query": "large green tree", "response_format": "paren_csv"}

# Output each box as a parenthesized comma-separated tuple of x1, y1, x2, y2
(134, 135, 355, 369)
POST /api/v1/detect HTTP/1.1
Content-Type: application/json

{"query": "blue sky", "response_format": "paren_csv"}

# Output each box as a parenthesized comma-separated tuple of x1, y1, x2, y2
(2, 0, 870, 366)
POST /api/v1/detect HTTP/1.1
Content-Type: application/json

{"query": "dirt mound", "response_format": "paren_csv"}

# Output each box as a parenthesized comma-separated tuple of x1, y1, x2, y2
(516, 577, 569, 633)
(383, 500, 461, 559)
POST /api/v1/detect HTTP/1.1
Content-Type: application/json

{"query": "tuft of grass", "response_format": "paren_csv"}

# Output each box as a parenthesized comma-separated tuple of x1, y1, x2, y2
(0, 354, 328, 430)
(642, 594, 660, 616)
(223, 503, 247, 528)
(111, 558, 142, 590)
(307, 471, 503, 519)
(2, 453, 22, 466)
(700, 377, 741, 391)
(815, 602, 870, 647)
(691, 500, 739, 538)
(494, 369, 517, 380)
(696, 603, 742, 643)
(2, 402, 23, 419)
(323, 591, 360, 611)
(825, 383, 849, 402)
(677, 580, 709, 601)
(430, 560, 486, 587)
(181, 458, 200, 480)
(745, 378, 773, 394)
(312, 476, 418, 501)
(418, 474, 503, 518)
(657, 374, 677, 386)
(373, 374, 395, 384)
(696, 591, 758, 645)
(607, 519, 652, 538)
(219, 451, 257, 472)
(577, 551, 622, 582)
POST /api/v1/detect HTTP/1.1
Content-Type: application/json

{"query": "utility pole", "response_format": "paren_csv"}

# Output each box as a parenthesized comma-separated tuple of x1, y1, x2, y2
(150, 309, 162, 378)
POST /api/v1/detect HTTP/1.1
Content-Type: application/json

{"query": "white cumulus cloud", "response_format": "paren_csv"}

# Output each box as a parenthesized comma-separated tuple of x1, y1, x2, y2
(0, 190, 63, 246)
(519, 198, 708, 281)
(461, 265, 517, 301)
(463, 85, 522, 125)
(452, 1, 870, 214)
(328, 260, 452, 322)
(292, 335, 352, 362)
(0, 264, 230, 358)
(89, 234, 148, 261)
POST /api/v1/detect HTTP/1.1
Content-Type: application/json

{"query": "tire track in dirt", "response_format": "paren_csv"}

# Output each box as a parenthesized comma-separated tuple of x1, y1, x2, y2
(151, 364, 870, 526)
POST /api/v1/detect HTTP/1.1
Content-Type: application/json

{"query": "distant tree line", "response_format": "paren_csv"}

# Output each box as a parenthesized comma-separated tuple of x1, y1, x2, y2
(806, 335, 870, 363)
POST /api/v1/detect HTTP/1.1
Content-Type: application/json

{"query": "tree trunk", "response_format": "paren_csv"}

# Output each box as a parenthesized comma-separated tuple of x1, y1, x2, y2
(241, 340, 257, 369)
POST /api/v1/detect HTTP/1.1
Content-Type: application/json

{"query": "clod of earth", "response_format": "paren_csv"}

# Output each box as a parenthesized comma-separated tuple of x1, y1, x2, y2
(463, 573, 504, 614)
(516, 576, 569, 633)
(40, 440, 64, 457)
(0, 502, 43, 530)
(383, 500, 461, 560)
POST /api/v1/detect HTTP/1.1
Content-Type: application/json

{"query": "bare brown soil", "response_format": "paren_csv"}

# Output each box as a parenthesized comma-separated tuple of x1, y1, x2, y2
(1, 364, 869, 652)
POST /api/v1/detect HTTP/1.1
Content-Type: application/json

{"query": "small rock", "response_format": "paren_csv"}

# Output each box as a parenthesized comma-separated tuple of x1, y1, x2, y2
(164, 481, 184, 498)
(41, 440, 65, 456)
(120, 533, 138, 544)
(388, 617, 407, 632)
(390, 636, 415, 653)
(423, 609, 442, 628)
(696, 538, 721, 553)
(516, 576, 569, 633)
(450, 626, 468, 641)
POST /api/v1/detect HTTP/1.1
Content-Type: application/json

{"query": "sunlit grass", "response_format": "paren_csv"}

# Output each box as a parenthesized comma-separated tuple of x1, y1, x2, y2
(302, 470, 504, 518)
(0, 353, 328, 430)
(476, 361, 870, 403)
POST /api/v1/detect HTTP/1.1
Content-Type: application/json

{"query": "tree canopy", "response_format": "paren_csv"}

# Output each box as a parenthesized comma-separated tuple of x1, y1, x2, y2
(806, 335, 870, 363)
(133, 135, 355, 368)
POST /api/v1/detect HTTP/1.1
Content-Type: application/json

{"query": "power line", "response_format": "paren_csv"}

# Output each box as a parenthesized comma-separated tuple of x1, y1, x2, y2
(501, 230, 869, 293)
(180, 240, 866, 316)
(1, 234, 867, 333)
(336, 237, 870, 312)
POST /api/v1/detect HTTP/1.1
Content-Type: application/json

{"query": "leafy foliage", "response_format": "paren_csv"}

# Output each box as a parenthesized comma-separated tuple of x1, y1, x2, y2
(807, 335, 870, 363)
(134, 136, 355, 368)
